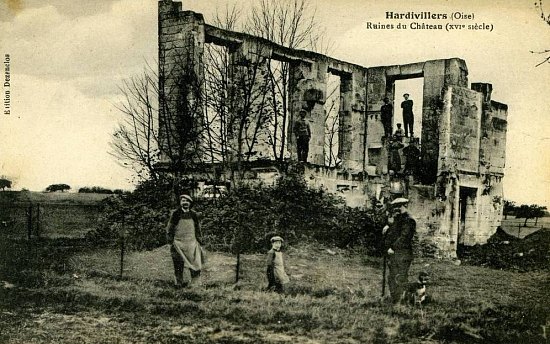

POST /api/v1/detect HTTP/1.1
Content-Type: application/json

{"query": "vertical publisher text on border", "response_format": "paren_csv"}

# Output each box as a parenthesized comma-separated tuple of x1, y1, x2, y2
(4, 54, 10, 115)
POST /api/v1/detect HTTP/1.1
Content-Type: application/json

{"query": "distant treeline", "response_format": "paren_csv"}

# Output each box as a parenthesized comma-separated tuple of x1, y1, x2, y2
(78, 186, 125, 194)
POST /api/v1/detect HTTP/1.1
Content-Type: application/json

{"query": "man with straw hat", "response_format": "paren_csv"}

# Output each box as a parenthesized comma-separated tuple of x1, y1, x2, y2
(383, 197, 416, 303)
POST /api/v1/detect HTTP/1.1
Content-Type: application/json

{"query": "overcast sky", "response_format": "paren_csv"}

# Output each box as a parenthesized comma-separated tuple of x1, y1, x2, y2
(0, 0, 549, 207)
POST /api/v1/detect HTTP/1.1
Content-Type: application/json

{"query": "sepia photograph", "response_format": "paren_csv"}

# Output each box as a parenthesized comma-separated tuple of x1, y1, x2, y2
(1, 0, 549, 342)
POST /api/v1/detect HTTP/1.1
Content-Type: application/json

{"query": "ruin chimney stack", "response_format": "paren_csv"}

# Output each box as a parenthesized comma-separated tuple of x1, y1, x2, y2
(471, 83, 493, 103)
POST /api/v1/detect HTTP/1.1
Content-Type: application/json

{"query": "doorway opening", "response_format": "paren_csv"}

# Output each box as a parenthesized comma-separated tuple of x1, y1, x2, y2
(324, 72, 341, 167)
(393, 78, 424, 143)
(458, 186, 478, 248)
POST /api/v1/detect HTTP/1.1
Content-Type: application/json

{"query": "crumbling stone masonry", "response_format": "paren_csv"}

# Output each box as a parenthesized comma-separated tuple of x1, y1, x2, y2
(158, 0, 508, 257)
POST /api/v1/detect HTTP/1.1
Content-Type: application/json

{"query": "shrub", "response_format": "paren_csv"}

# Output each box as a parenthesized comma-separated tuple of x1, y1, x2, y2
(89, 173, 379, 254)
(195, 173, 379, 254)
(78, 186, 117, 194)
(86, 178, 173, 250)
(415, 239, 439, 258)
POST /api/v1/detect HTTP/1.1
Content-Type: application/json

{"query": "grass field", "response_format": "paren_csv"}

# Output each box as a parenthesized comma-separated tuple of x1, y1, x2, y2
(0, 237, 548, 343)
(1, 193, 548, 343)
(501, 216, 550, 239)
(0, 191, 106, 239)
(0, 190, 111, 204)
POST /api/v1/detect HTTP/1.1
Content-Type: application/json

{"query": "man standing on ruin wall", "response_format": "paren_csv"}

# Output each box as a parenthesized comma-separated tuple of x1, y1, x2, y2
(401, 93, 414, 138)
(294, 109, 311, 162)
(381, 97, 393, 138)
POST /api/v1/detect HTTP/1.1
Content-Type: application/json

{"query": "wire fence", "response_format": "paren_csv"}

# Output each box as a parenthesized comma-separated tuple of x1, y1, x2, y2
(0, 202, 101, 240)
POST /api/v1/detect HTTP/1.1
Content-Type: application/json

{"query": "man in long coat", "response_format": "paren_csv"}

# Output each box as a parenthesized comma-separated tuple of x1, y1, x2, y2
(384, 198, 416, 303)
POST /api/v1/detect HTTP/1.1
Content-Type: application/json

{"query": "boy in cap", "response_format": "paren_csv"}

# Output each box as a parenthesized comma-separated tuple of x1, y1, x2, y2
(265, 236, 290, 293)
(166, 193, 205, 288)
(384, 197, 416, 303)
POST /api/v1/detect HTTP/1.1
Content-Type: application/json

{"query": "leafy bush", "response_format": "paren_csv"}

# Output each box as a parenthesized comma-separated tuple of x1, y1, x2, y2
(195, 174, 379, 254)
(89, 173, 380, 254)
(86, 178, 173, 250)
(78, 186, 125, 194)
(415, 239, 439, 258)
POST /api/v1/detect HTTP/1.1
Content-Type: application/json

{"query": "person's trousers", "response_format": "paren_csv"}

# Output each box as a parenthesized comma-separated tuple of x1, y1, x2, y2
(266, 276, 284, 293)
(171, 246, 201, 286)
(266, 268, 284, 293)
(296, 136, 310, 162)
(387, 250, 413, 303)
(403, 114, 414, 137)
(382, 118, 392, 137)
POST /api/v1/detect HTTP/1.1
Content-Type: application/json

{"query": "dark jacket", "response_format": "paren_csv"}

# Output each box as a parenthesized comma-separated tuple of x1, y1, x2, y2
(165, 208, 202, 244)
(381, 103, 393, 121)
(384, 212, 416, 251)
(293, 119, 311, 138)
(401, 99, 414, 116)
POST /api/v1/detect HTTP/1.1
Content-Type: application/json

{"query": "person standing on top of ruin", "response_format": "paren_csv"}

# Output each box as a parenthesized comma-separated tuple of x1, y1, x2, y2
(166, 192, 205, 288)
(381, 97, 393, 138)
(384, 198, 416, 304)
(403, 138, 421, 179)
(293, 109, 311, 162)
(401, 93, 414, 138)
(388, 136, 404, 174)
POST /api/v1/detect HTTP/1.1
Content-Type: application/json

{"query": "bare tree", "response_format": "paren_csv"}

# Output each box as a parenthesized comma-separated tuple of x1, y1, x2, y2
(158, 50, 205, 172)
(111, 46, 209, 192)
(203, 6, 275, 184)
(201, 0, 329, 181)
(111, 65, 161, 181)
(246, 0, 330, 161)
(532, 0, 550, 67)
(324, 77, 340, 167)
(112, 0, 329, 186)
(226, 43, 274, 182)
(203, 5, 243, 167)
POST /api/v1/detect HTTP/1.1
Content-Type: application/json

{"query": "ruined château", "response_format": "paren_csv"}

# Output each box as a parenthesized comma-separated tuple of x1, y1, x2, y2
(158, 0, 508, 257)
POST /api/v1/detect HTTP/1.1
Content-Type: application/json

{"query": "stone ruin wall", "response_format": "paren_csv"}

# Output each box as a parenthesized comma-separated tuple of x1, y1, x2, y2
(158, 0, 508, 256)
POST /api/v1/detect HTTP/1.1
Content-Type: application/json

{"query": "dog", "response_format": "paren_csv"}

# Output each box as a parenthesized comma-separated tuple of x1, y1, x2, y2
(403, 271, 430, 306)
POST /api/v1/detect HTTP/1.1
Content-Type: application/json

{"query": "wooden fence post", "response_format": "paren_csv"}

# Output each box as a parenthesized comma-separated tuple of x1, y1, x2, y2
(120, 214, 125, 279)
(27, 204, 33, 240)
(36, 204, 41, 238)
(235, 213, 242, 284)
(235, 251, 240, 283)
